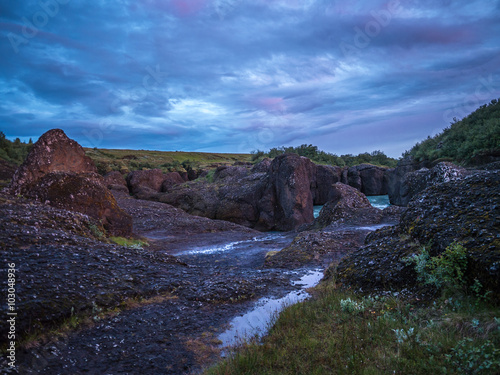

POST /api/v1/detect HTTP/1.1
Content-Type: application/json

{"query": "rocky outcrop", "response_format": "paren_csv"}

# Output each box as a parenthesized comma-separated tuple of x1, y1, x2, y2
(28, 172, 133, 236)
(126, 169, 165, 195)
(213, 165, 249, 181)
(161, 172, 185, 192)
(8, 129, 97, 195)
(387, 156, 419, 206)
(6, 129, 132, 236)
(251, 158, 272, 173)
(103, 171, 128, 193)
(392, 162, 468, 207)
(334, 171, 500, 299)
(313, 165, 342, 204)
(257, 154, 315, 231)
(344, 164, 390, 196)
(311, 183, 382, 229)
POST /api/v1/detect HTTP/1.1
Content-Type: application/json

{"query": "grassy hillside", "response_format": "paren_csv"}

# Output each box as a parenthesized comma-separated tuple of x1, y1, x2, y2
(406, 98, 500, 165)
(84, 148, 253, 175)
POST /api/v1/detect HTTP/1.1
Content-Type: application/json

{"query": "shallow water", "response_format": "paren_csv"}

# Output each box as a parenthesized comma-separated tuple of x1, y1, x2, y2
(218, 269, 323, 348)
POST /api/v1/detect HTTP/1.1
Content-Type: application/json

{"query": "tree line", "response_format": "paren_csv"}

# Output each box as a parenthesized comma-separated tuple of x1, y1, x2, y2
(252, 144, 398, 168)
(0, 132, 32, 165)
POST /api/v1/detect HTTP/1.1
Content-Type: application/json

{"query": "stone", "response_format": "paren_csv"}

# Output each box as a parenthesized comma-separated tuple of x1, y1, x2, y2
(313, 165, 342, 204)
(8, 129, 97, 195)
(126, 169, 165, 195)
(161, 172, 185, 192)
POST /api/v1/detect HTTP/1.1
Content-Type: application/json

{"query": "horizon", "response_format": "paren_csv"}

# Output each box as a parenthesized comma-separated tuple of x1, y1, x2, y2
(1, 1, 499, 158)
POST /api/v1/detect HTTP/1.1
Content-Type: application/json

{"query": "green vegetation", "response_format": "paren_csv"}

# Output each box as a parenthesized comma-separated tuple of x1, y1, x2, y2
(405, 99, 500, 164)
(0, 131, 32, 165)
(84, 148, 252, 175)
(207, 285, 500, 375)
(109, 236, 148, 249)
(254, 144, 398, 168)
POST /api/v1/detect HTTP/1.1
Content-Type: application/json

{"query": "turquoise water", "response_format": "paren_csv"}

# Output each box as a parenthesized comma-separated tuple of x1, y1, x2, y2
(313, 195, 391, 218)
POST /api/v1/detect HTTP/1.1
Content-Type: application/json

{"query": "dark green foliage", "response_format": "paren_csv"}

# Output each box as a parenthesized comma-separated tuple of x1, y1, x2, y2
(405, 99, 500, 164)
(261, 144, 398, 167)
(0, 131, 32, 165)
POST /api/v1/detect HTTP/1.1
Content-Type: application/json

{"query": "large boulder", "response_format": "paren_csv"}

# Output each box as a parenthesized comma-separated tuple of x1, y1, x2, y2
(387, 156, 419, 206)
(334, 171, 500, 299)
(397, 162, 468, 207)
(312, 183, 382, 229)
(313, 165, 342, 204)
(103, 170, 128, 193)
(160, 172, 185, 192)
(8, 129, 97, 195)
(7, 129, 132, 236)
(27, 172, 132, 236)
(258, 154, 315, 231)
(126, 169, 165, 195)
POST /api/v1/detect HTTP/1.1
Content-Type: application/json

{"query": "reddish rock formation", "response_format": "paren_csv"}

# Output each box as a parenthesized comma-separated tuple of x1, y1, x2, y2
(313, 164, 342, 204)
(9, 129, 97, 195)
(258, 154, 315, 231)
(7, 129, 132, 236)
(344, 164, 389, 196)
(126, 169, 165, 195)
(312, 182, 382, 229)
(161, 172, 185, 192)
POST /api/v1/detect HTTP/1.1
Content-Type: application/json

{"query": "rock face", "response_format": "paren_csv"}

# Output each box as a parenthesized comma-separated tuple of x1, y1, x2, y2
(7, 129, 132, 236)
(387, 156, 419, 206)
(0, 159, 17, 182)
(313, 165, 342, 204)
(344, 164, 390, 196)
(9, 129, 97, 195)
(126, 169, 165, 195)
(28, 172, 133, 236)
(392, 162, 468, 207)
(156, 154, 317, 231)
(312, 183, 382, 229)
(161, 172, 185, 192)
(334, 171, 500, 299)
(258, 154, 315, 231)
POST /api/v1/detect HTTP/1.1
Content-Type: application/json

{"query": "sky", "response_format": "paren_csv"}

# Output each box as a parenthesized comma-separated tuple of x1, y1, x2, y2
(1, 0, 499, 158)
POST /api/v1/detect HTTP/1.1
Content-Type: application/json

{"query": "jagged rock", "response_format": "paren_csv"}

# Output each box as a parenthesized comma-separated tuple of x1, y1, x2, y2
(160, 172, 185, 192)
(334, 171, 500, 299)
(387, 156, 419, 206)
(397, 162, 468, 207)
(8, 129, 97, 195)
(313, 165, 342, 204)
(126, 169, 165, 195)
(5, 129, 132, 236)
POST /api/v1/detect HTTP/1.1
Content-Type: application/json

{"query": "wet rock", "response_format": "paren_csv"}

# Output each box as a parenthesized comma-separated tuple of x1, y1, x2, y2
(8, 129, 97, 195)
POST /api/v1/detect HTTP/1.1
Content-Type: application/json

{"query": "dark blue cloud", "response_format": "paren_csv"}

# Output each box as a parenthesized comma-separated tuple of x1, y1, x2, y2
(0, 0, 499, 157)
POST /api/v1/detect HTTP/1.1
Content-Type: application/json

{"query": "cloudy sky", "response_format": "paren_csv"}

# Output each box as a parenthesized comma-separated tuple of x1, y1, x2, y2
(1, 0, 499, 157)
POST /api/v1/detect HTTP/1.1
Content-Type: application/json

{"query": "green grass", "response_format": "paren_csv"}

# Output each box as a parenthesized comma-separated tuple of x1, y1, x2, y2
(206, 285, 500, 375)
(84, 147, 252, 175)
(109, 236, 148, 249)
